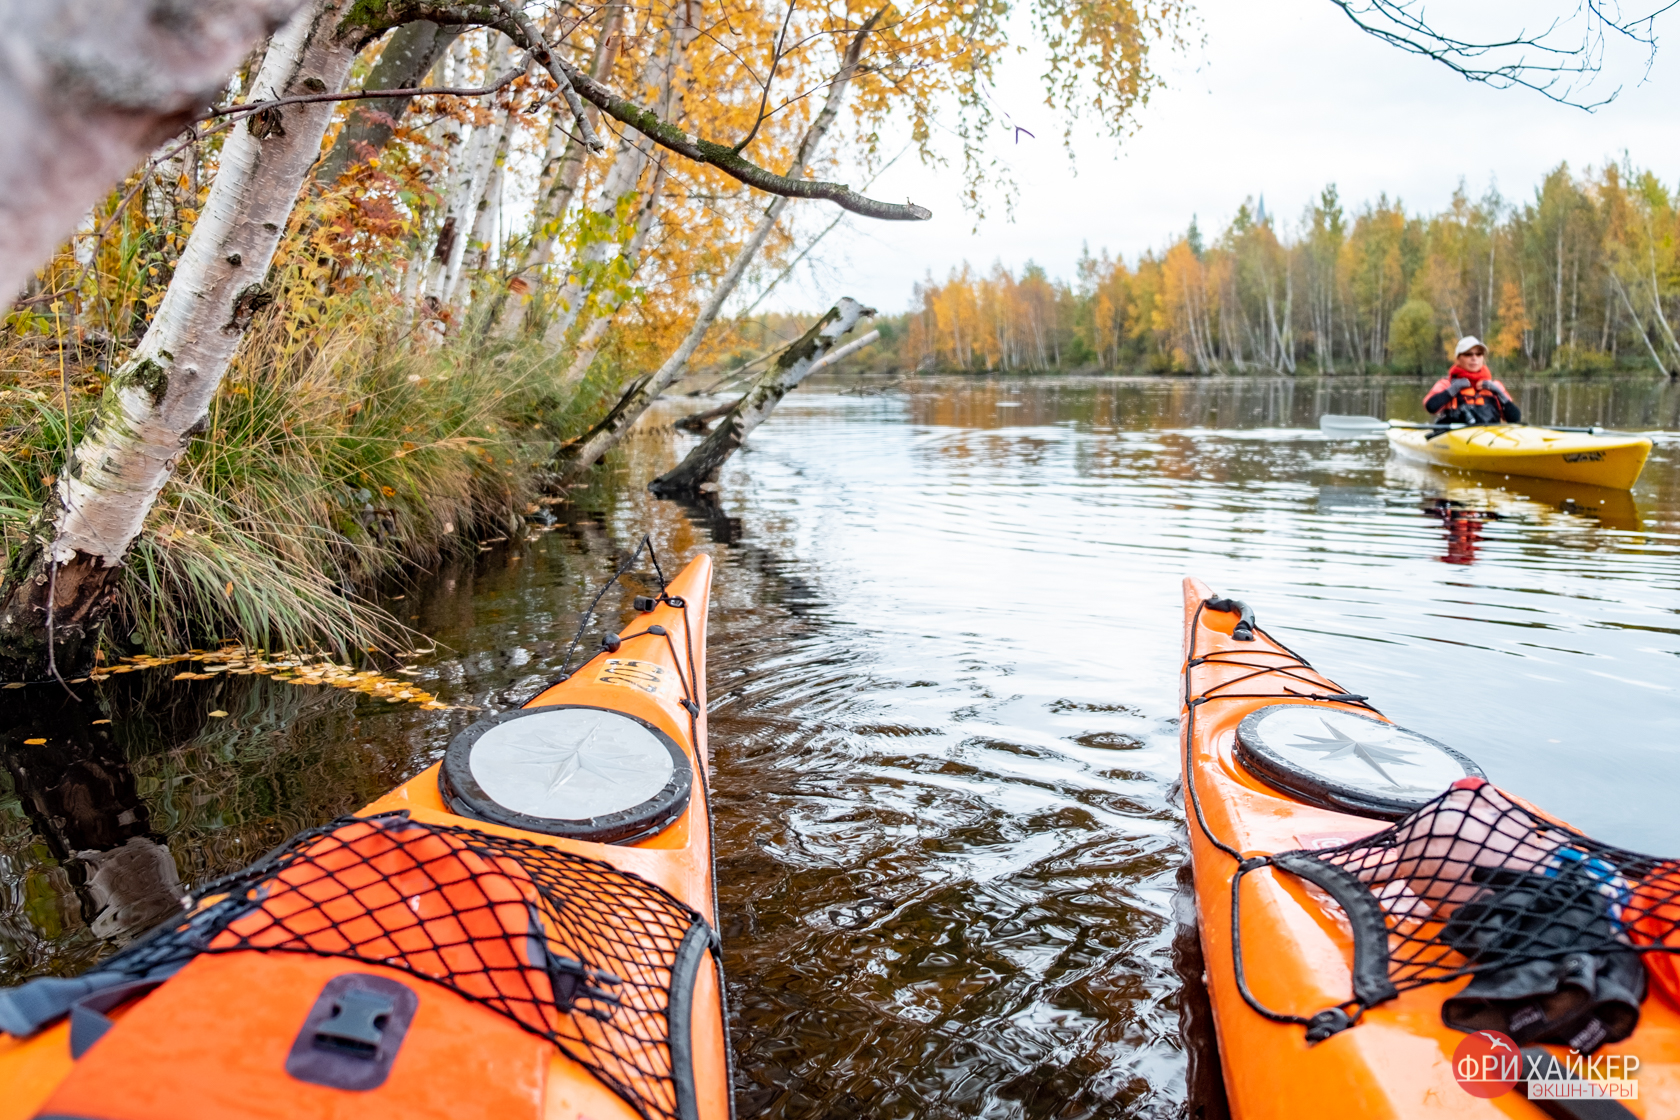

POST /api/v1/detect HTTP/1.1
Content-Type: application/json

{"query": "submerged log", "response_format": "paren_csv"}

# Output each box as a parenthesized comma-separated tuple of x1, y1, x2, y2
(648, 301, 876, 497)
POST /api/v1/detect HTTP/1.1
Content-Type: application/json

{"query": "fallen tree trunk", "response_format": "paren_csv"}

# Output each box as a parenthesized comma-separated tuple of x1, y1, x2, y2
(0, 0, 307, 310)
(648, 302, 875, 496)
(0, 0, 362, 681)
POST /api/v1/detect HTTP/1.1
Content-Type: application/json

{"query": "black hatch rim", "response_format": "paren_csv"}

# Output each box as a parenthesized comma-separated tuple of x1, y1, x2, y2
(439, 704, 693, 844)
(1235, 704, 1484, 821)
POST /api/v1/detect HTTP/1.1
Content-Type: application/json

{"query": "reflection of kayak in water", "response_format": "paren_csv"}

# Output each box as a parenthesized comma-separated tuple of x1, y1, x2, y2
(0, 554, 730, 1120)
(1386, 457, 1642, 532)
(1387, 424, 1652, 490)
(1181, 579, 1680, 1117)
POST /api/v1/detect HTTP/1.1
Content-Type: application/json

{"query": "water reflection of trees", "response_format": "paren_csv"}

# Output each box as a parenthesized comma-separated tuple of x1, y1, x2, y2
(894, 374, 1679, 434)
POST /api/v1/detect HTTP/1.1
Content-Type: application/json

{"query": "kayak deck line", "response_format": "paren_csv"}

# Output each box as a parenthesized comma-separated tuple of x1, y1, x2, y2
(0, 548, 732, 1120)
(1181, 578, 1680, 1117)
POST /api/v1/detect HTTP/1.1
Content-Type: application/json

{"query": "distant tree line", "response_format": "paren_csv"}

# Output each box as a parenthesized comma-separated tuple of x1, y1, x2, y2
(894, 162, 1680, 377)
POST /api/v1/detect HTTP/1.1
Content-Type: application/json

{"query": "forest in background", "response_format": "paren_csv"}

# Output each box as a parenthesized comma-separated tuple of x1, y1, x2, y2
(876, 162, 1680, 377)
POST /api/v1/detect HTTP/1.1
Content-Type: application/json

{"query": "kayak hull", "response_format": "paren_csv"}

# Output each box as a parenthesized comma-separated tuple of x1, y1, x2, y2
(0, 555, 729, 1120)
(1386, 425, 1651, 489)
(1180, 578, 1680, 1117)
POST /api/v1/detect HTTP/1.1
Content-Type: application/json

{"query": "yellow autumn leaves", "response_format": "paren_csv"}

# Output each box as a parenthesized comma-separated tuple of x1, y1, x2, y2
(86, 644, 466, 710)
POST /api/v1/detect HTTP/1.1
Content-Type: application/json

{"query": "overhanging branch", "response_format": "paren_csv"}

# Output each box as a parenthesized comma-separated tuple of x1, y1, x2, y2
(1331, 0, 1679, 108)
(403, 0, 930, 220)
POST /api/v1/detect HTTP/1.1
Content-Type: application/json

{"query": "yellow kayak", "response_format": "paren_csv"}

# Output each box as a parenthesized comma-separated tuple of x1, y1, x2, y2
(1387, 425, 1651, 490)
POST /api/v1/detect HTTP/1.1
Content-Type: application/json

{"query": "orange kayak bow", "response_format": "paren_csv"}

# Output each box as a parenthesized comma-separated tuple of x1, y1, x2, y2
(0, 553, 729, 1120)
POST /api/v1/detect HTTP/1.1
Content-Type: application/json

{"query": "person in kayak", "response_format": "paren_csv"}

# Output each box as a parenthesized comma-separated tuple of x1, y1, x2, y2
(1423, 336, 1522, 425)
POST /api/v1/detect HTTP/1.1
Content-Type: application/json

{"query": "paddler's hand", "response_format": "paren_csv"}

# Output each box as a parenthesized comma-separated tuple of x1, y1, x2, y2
(1449, 377, 1471, 393)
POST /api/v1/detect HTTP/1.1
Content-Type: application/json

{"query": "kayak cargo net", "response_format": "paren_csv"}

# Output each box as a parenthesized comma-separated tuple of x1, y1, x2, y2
(1236, 778, 1679, 1053)
(44, 813, 718, 1120)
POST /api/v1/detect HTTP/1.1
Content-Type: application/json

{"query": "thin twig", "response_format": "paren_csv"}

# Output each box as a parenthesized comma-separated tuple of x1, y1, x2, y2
(734, 0, 798, 154)
(196, 69, 526, 122)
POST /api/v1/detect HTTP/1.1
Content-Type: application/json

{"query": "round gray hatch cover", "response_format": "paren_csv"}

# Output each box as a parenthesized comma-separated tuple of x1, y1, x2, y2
(1235, 705, 1482, 821)
(440, 705, 692, 843)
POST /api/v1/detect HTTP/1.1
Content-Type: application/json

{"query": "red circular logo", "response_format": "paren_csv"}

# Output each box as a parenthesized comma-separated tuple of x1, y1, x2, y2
(1453, 1030, 1521, 1098)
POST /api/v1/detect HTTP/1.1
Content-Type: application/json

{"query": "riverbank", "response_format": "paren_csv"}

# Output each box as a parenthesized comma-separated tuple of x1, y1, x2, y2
(0, 298, 628, 662)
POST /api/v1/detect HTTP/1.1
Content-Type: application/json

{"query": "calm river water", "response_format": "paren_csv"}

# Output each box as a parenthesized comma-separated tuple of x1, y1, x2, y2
(3, 374, 1677, 1117)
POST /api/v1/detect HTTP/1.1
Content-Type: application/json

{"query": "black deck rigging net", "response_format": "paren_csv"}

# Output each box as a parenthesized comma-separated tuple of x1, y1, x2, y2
(64, 813, 716, 1120)
(1242, 779, 1677, 1053)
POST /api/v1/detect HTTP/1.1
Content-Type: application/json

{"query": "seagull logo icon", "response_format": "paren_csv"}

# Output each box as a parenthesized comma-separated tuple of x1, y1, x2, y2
(1289, 718, 1416, 788)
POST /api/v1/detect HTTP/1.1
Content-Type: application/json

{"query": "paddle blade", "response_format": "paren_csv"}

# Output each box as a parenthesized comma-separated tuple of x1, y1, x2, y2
(1319, 415, 1391, 437)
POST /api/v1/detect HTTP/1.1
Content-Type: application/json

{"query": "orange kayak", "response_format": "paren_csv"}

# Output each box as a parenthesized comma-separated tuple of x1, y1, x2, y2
(1181, 576, 1680, 1117)
(0, 553, 729, 1120)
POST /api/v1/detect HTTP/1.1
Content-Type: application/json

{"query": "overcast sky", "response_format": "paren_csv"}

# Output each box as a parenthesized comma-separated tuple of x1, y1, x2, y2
(759, 0, 1680, 315)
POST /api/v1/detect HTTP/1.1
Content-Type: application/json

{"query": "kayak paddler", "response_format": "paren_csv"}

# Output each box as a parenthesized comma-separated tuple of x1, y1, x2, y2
(1423, 336, 1521, 426)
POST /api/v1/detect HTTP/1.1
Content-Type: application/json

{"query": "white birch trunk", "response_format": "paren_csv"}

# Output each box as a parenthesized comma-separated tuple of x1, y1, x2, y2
(0, 0, 306, 311)
(540, 13, 696, 352)
(0, 0, 356, 679)
(492, 3, 625, 339)
(556, 162, 669, 388)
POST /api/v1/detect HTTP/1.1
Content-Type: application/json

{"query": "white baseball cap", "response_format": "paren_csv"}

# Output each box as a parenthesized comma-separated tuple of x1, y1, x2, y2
(1454, 335, 1486, 356)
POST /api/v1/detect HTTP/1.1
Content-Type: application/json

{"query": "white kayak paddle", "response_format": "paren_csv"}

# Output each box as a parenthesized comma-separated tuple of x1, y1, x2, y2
(1318, 415, 1612, 438)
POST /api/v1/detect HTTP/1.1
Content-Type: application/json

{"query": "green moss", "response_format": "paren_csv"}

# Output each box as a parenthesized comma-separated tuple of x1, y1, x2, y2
(119, 358, 170, 409)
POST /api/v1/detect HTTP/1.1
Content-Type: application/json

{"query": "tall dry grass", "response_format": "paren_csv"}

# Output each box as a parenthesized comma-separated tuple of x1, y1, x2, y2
(1, 281, 591, 658)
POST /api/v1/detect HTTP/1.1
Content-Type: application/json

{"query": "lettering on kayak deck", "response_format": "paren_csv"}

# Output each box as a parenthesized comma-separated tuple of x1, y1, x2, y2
(597, 658, 670, 695)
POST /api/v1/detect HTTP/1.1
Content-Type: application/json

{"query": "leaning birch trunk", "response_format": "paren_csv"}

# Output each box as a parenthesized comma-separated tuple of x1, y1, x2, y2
(554, 15, 876, 479)
(315, 20, 462, 184)
(649, 304, 875, 496)
(491, 3, 625, 339)
(0, 0, 305, 310)
(540, 11, 697, 352)
(0, 0, 359, 681)
(555, 162, 670, 389)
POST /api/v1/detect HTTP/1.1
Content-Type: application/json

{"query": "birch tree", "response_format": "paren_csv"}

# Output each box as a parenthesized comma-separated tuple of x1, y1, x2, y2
(540, 7, 696, 352)
(0, 0, 365, 679)
(315, 20, 462, 183)
(650, 301, 877, 496)
(0, 0, 308, 310)
(491, 2, 624, 337)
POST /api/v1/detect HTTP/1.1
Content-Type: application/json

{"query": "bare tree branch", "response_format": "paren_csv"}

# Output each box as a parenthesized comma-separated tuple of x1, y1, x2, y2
(198, 67, 526, 121)
(1331, 0, 1680, 108)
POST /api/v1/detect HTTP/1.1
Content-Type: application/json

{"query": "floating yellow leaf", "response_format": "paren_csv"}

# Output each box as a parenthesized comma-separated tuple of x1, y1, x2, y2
(92, 719, 111, 726)
(23, 738, 46, 745)
(208, 710, 228, 718)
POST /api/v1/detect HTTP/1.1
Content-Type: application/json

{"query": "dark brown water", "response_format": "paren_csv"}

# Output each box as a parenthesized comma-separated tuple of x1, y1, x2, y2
(3, 374, 1677, 1116)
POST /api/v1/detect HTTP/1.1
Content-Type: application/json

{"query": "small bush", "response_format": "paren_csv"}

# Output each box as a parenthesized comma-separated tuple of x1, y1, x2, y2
(1389, 299, 1438, 373)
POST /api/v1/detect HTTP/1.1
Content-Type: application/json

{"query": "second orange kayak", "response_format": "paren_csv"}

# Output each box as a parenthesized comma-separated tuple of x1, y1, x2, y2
(1182, 577, 1680, 1117)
